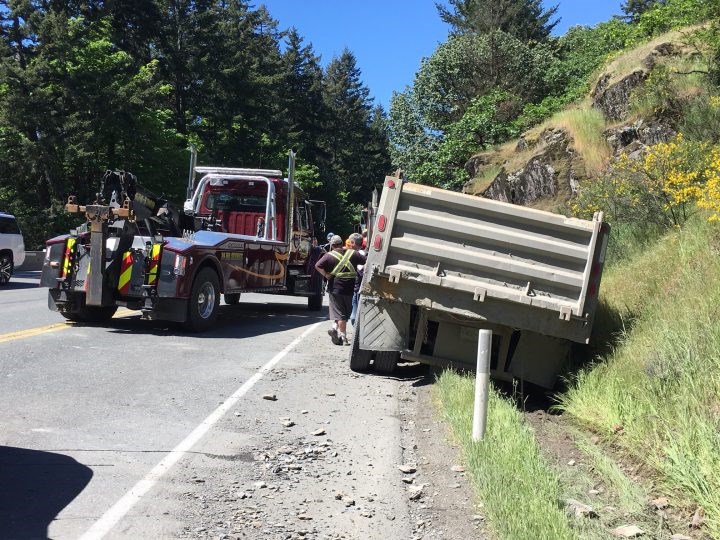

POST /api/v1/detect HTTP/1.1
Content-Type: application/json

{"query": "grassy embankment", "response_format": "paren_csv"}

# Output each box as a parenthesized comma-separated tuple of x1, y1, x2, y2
(435, 218, 720, 538)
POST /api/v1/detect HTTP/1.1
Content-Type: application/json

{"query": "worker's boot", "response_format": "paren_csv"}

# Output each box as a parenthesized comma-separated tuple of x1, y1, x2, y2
(328, 327, 342, 345)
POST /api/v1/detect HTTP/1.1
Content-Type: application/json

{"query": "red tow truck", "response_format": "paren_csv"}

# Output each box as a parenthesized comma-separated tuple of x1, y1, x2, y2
(40, 151, 326, 331)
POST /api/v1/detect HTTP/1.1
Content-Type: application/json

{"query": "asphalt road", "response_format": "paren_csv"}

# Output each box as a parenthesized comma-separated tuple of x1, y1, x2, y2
(0, 273, 482, 539)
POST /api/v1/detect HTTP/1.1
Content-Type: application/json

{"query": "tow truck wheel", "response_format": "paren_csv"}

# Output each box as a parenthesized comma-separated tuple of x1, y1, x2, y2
(349, 326, 372, 372)
(62, 305, 118, 323)
(224, 293, 241, 305)
(307, 291, 323, 311)
(185, 267, 220, 332)
(374, 350, 399, 374)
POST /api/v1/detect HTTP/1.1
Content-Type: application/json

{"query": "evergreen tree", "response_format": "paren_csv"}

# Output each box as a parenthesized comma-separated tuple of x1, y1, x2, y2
(437, 0, 560, 43)
(280, 28, 325, 159)
(319, 50, 390, 231)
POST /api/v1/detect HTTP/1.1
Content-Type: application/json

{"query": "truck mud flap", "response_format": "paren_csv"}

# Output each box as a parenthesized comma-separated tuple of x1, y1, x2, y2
(358, 296, 409, 352)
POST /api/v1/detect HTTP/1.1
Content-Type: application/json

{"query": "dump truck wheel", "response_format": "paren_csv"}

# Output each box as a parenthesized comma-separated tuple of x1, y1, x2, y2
(349, 327, 372, 372)
(62, 305, 118, 323)
(307, 291, 323, 311)
(374, 351, 399, 374)
(185, 267, 220, 332)
(224, 293, 241, 305)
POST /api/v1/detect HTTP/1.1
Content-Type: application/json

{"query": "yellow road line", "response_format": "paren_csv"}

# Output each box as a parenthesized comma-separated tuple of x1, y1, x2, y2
(0, 322, 69, 343)
(0, 310, 138, 344)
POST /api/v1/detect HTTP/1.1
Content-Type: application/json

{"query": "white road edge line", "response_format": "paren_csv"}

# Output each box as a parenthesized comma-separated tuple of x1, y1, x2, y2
(79, 321, 323, 540)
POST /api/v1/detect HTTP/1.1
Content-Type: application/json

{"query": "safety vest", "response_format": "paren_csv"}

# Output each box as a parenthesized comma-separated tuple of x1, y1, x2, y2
(328, 249, 357, 279)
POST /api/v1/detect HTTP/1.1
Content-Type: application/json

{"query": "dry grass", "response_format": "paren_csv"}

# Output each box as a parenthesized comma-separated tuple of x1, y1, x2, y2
(600, 25, 707, 87)
(553, 108, 611, 177)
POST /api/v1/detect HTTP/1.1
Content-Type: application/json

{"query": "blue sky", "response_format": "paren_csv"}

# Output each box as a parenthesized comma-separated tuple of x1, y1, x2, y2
(259, 1, 626, 110)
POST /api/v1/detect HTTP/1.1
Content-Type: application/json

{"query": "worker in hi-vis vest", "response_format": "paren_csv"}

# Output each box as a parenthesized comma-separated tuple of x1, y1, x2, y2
(314, 234, 367, 345)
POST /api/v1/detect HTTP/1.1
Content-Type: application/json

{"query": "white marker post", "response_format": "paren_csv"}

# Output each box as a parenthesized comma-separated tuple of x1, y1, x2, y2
(472, 329, 492, 441)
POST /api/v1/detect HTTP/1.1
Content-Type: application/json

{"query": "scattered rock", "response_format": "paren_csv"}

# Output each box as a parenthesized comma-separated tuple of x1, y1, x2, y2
(325, 392, 336, 397)
(566, 499, 598, 519)
(311, 429, 326, 436)
(450, 465, 465, 473)
(612, 524, 645, 538)
(262, 394, 278, 401)
(402, 477, 415, 484)
(567, 459, 576, 466)
(408, 485, 424, 501)
(282, 420, 295, 428)
(651, 496, 669, 509)
(398, 464, 417, 474)
(254, 481, 267, 489)
(691, 506, 704, 529)
(670, 535, 692, 540)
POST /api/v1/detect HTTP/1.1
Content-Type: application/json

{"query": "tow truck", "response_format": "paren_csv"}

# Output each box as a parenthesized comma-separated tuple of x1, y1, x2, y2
(40, 150, 326, 331)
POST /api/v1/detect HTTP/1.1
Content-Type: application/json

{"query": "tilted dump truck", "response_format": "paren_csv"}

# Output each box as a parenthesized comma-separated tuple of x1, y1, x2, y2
(350, 174, 610, 388)
(40, 151, 326, 331)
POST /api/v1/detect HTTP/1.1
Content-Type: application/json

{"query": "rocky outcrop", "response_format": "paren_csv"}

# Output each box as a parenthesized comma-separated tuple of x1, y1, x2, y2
(592, 70, 647, 121)
(485, 158, 557, 204)
(472, 128, 582, 206)
(604, 118, 677, 154)
(464, 151, 494, 179)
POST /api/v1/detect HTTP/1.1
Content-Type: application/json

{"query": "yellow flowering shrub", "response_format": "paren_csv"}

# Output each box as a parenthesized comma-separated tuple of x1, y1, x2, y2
(574, 134, 720, 227)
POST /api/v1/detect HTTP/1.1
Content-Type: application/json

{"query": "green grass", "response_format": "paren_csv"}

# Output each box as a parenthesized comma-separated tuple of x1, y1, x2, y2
(574, 435, 647, 515)
(435, 371, 573, 540)
(465, 165, 502, 195)
(559, 217, 720, 537)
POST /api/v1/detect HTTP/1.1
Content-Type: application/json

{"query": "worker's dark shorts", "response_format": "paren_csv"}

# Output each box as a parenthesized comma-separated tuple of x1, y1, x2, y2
(328, 292, 353, 321)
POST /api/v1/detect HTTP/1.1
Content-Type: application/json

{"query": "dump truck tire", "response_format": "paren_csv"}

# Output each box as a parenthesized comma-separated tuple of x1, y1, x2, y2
(224, 293, 241, 305)
(374, 350, 399, 374)
(349, 327, 372, 372)
(185, 267, 220, 332)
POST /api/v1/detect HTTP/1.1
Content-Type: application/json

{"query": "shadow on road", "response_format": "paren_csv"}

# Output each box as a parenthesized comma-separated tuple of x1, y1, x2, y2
(1, 279, 40, 291)
(94, 301, 328, 339)
(0, 446, 92, 539)
(374, 362, 438, 388)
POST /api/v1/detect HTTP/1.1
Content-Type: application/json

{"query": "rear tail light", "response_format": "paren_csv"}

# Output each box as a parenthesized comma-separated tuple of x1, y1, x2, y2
(373, 234, 383, 251)
(377, 214, 387, 232)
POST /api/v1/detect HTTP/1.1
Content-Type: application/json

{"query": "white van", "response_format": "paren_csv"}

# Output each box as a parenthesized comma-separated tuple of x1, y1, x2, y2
(0, 212, 25, 284)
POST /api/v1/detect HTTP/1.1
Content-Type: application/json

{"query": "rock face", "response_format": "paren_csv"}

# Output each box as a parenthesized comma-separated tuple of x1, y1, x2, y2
(592, 70, 648, 121)
(604, 118, 677, 154)
(464, 40, 686, 207)
(480, 128, 581, 206)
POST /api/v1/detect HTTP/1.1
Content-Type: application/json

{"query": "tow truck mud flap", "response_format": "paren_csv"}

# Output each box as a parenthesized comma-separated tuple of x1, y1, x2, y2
(358, 296, 409, 352)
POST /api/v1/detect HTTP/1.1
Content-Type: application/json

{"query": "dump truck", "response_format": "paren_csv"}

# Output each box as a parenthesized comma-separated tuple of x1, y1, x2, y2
(40, 151, 326, 331)
(350, 173, 610, 388)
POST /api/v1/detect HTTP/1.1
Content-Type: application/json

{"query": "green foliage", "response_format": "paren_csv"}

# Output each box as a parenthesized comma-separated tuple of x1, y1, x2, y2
(635, 0, 714, 36)
(414, 91, 521, 189)
(0, 1, 390, 244)
(413, 31, 555, 131)
(437, 0, 559, 43)
(682, 94, 720, 143)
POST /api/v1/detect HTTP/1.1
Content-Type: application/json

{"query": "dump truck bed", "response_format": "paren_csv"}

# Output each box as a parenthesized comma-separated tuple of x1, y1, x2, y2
(364, 180, 609, 344)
